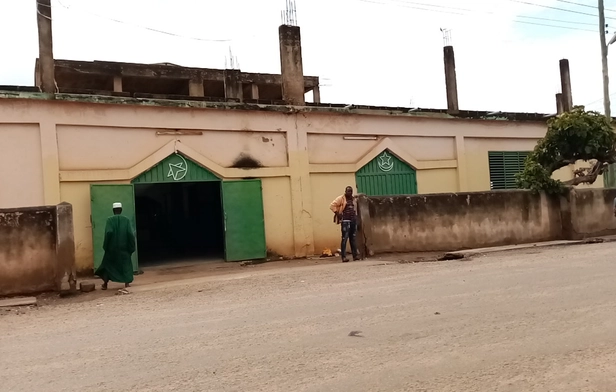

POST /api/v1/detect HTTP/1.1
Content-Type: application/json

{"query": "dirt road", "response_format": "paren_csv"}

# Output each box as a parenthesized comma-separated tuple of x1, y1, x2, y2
(2, 243, 616, 391)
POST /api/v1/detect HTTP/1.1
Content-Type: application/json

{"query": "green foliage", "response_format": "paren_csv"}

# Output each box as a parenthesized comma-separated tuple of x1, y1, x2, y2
(515, 159, 563, 194)
(516, 107, 616, 193)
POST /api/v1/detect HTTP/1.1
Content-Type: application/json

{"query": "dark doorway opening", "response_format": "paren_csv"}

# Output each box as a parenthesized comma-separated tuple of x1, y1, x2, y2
(134, 182, 224, 266)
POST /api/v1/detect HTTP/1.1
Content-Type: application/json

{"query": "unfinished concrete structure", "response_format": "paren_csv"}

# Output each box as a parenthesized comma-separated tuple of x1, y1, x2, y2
(559, 59, 573, 112)
(443, 46, 459, 114)
(35, 59, 321, 105)
(279, 25, 306, 105)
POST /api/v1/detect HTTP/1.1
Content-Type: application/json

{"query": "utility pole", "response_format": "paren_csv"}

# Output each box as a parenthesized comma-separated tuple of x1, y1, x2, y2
(36, 0, 55, 94)
(600, 0, 611, 119)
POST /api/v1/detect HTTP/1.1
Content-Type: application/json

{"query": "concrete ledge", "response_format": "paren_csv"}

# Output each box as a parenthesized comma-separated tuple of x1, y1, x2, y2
(0, 297, 37, 307)
(447, 238, 616, 258)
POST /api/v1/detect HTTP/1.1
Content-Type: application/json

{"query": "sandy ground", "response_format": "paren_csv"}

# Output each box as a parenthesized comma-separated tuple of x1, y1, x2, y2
(2, 244, 616, 391)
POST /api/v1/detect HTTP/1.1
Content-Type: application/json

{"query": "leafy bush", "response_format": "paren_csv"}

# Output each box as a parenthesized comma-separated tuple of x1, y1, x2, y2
(516, 107, 616, 193)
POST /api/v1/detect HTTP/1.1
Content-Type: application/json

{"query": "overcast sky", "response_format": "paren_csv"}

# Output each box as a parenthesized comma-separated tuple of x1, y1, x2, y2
(2, 0, 616, 113)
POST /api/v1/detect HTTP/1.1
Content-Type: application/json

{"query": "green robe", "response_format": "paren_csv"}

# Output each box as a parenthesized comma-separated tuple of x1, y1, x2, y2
(95, 215, 136, 284)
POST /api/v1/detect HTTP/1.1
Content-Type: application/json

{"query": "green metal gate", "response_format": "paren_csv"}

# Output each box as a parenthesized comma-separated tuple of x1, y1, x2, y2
(128, 153, 266, 262)
(221, 180, 267, 261)
(90, 184, 139, 272)
(355, 150, 418, 196)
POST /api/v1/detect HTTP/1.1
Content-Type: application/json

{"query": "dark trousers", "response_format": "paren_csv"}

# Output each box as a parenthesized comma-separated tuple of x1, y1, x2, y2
(341, 220, 358, 260)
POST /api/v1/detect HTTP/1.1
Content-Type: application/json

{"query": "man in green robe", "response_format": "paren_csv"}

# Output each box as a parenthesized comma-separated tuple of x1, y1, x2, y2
(95, 202, 136, 290)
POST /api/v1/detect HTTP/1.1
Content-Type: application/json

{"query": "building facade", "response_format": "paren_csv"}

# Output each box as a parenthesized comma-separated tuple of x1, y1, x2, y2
(0, 92, 598, 273)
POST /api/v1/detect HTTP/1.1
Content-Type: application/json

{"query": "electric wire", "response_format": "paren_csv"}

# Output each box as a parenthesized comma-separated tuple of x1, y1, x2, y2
(357, 0, 597, 32)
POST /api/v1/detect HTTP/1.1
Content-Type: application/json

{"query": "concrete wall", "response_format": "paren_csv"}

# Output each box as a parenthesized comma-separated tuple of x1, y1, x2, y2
(564, 188, 616, 239)
(0, 203, 75, 296)
(359, 191, 562, 253)
(359, 188, 616, 255)
(0, 95, 604, 269)
(0, 206, 56, 295)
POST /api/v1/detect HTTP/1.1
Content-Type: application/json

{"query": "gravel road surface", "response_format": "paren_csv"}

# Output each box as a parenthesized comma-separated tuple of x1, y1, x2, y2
(2, 243, 616, 391)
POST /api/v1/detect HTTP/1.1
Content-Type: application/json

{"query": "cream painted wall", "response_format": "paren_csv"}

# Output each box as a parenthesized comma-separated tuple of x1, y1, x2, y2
(310, 173, 356, 252)
(302, 112, 547, 138)
(57, 126, 176, 170)
(0, 124, 44, 208)
(261, 177, 295, 256)
(308, 135, 377, 164)
(307, 135, 456, 164)
(389, 136, 456, 161)
(184, 131, 288, 168)
(417, 169, 459, 194)
(553, 161, 604, 189)
(57, 126, 288, 170)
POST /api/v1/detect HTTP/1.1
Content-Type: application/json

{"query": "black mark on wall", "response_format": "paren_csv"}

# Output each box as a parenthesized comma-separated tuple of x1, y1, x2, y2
(232, 153, 263, 169)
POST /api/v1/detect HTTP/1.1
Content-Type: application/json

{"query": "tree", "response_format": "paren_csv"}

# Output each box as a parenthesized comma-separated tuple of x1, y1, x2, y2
(516, 106, 616, 193)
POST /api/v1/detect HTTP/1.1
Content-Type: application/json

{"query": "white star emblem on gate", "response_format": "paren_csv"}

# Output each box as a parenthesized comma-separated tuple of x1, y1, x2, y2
(167, 155, 188, 181)
(377, 151, 394, 172)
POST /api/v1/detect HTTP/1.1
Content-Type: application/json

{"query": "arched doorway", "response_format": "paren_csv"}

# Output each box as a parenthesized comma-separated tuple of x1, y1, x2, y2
(90, 153, 266, 270)
(132, 153, 223, 265)
(355, 149, 418, 196)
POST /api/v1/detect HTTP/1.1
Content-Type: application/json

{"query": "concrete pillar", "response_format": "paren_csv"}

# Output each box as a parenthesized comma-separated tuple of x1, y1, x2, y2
(39, 122, 61, 205)
(113, 76, 123, 93)
(188, 79, 204, 97)
(286, 127, 314, 257)
(224, 70, 243, 101)
(455, 135, 468, 191)
(55, 202, 76, 293)
(443, 46, 459, 114)
(251, 84, 259, 100)
(34, 59, 42, 87)
(279, 25, 305, 106)
(559, 59, 573, 112)
(312, 85, 321, 104)
(36, 0, 55, 93)
(556, 93, 564, 114)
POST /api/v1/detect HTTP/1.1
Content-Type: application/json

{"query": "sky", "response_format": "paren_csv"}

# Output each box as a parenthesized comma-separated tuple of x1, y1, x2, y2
(1, 0, 616, 113)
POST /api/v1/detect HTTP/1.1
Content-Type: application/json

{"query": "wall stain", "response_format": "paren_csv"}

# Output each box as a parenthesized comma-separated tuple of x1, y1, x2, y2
(232, 153, 263, 169)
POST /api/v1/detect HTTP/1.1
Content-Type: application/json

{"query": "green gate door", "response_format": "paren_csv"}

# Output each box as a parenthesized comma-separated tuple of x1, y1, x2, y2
(356, 150, 418, 196)
(90, 184, 139, 272)
(221, 180, 267, 261)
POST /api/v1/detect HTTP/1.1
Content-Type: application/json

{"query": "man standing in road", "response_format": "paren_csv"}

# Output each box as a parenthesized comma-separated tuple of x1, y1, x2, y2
(330, 186, 360, 263)
(95, 202, 136, 291)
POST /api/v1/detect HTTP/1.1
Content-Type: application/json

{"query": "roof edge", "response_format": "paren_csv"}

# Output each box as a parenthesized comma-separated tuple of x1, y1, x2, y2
(0, 88, 551, 123)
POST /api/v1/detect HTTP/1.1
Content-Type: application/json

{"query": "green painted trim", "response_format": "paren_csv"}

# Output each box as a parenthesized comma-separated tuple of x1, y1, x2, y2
(132, 153, 220, 184)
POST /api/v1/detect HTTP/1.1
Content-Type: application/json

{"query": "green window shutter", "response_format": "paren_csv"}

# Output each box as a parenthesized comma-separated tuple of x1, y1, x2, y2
(488, 151, 530, 190)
